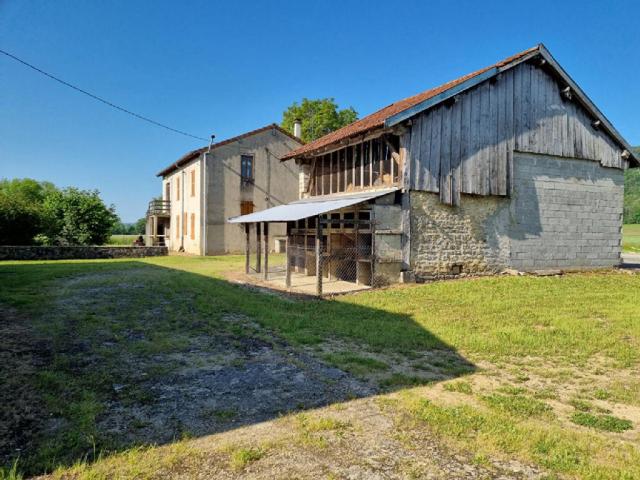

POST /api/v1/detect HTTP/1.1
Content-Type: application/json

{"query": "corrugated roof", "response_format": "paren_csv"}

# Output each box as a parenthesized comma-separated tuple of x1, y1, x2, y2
(228, 188, 398, 223)
(157, 124, 303, 177)
(281, 46, 539, 160)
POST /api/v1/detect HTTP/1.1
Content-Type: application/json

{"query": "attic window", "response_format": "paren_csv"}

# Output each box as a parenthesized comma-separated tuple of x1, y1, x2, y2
(241, 154, 254, 182)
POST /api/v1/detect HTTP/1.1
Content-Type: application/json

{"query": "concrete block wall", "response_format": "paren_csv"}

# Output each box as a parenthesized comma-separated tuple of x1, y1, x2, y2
(409, 152, 624, 277)
(509, 153, 623, 270)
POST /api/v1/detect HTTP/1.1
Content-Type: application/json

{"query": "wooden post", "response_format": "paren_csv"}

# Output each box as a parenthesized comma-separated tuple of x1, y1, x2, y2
(263, 222, 269, 281)
(316, 215, 322, 296)
(255, 222, 261, 273)
(285, 235, 291, 289)
(355, 210, 360, 285)
(245, 223, 250, 274)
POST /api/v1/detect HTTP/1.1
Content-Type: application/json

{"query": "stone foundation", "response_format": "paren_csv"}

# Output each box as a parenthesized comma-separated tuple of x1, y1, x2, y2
(0, 246, 168, 261)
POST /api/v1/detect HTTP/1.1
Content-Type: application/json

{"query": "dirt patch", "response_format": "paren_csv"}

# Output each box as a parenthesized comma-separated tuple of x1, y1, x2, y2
(97, 314, 374, 447)
(0, 305, 50, 467)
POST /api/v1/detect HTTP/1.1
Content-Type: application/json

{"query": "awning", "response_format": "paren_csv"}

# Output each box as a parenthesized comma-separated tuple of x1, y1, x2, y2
(228, 187, 399, 223)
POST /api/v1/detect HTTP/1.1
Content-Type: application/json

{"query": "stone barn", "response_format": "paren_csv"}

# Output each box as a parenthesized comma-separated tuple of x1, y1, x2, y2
(229, 44, 638, 294)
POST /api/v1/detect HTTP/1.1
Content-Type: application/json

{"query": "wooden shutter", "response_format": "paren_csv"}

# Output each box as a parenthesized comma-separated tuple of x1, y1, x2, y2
(191, 170, 196, 197)
(176, 215, 180, 238)
(183, 214, 187, 237)
(240, 201, 254, 215)
(190, 213, 195, 240)
(176, 177, 180, 200)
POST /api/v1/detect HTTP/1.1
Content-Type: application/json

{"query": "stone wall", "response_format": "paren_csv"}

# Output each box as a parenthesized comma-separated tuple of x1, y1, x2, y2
(409, 153, 624, 278)
(0, 246, 168, 261)
(410, 191, 510, 278)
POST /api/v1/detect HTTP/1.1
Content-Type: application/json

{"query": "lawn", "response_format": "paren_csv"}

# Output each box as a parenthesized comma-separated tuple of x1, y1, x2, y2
(1, 256, 639, 479)
(623, 224, 640, 253)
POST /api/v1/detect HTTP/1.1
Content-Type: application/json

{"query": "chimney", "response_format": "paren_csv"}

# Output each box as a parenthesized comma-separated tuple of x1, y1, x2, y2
(293, 119, 302, 139)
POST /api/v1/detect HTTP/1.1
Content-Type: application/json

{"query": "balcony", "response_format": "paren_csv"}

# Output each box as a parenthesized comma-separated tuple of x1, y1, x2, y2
(147, 199, 171, 217)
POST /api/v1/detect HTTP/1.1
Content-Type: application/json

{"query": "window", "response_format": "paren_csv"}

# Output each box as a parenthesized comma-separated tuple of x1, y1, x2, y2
(240, 201, 254, 215)
(241, 154, 253, 182)
(176, 215, 180, 238)
(190, 213, 195, 240)
(176, 177, 180, 201)
(191, 170, 196, 197)
(165, 182, 170, 201)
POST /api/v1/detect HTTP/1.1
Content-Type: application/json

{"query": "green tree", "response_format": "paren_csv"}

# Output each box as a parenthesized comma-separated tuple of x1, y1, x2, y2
(134, 217, 147, 234)
(40, 188, 118, 245)
(0, 178, 57, 245)
(624, 147, 640, 224)
(281, 98, 358, 143)
(0, 192, 41, 245)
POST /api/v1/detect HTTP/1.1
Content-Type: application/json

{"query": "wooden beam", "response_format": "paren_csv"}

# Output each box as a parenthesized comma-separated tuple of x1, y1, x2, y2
(263, 222, 269, 280)
(285, 224, 291, 288)
(245, 223, 250, 274)
(315, 216, 322, 296)
(255, 222, 261, 273)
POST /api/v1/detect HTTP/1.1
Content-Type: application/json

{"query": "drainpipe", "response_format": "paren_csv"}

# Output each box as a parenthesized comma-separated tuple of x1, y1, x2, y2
(180, 169, 185, 251)
(201, 134, 215, 256)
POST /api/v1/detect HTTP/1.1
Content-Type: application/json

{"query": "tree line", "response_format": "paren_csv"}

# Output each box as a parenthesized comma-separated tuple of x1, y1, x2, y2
(0, 178, 122, 246)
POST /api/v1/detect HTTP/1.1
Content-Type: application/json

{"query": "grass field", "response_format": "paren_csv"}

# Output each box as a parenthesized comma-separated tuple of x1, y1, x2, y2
(105, 234, 139, 246)
(1, 256, 639, 479)
(623, 224, 640, 253)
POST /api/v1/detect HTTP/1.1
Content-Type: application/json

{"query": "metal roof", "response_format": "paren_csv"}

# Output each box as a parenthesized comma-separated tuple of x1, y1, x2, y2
(227, 188, 398, 223)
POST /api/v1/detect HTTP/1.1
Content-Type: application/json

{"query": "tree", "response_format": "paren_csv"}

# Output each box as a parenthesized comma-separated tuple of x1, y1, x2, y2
(281, 98, 358, 143)
(40, 188, 118, 245)
(134, 217, 147, 234)
(0, 178, 56, 245)
(624, 147, 640, 224)
(0, 192, 41, 245)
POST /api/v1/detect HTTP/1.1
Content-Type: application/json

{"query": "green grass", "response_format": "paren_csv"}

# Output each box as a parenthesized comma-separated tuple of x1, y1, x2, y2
(623, 224, 640, 253)
(1, 255, 639, 478)
(322, 352, 389, 376)
(570, 412, 633, 432)
(482, 393, 552, 418)
(106, 234, 139, 246)
(229, 447, 264, 470)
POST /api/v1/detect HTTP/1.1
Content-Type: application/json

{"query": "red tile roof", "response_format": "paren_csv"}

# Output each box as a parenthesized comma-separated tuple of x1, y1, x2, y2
(282, 46, 540, 160)
(157, 123, 303, 177)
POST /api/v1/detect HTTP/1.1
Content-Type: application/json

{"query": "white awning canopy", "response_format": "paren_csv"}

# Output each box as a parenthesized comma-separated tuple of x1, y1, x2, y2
(228, 188, 398, 223)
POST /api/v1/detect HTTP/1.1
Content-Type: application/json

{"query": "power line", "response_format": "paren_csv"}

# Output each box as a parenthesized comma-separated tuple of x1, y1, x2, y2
(0, 48, 208, 141)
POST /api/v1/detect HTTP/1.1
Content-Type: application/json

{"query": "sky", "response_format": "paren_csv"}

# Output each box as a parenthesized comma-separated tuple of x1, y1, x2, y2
(1, 0, 638, 222)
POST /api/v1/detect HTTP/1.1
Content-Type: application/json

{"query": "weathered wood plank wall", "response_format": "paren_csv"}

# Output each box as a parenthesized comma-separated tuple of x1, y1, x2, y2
(406, 62, 624, 204)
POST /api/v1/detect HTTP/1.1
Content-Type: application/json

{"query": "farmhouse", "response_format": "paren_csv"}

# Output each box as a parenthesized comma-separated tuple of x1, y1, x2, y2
(229, 44, 638, 294)
(147, 124, 302, 254)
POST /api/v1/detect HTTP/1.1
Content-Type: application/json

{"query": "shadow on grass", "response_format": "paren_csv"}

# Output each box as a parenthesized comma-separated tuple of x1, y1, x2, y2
(0, 258, 475, 476)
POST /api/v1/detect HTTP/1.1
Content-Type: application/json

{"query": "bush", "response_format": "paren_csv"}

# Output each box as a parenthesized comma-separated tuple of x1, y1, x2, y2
(40, 188, 118, 246)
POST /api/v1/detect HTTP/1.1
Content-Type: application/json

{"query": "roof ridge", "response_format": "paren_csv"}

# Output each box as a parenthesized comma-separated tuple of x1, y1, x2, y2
(157, 123, 304, 177)
(282, 45, 541, 160)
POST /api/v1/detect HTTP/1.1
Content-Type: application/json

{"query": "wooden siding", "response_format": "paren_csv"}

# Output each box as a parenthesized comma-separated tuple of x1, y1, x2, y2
(406, 62, 625, 204)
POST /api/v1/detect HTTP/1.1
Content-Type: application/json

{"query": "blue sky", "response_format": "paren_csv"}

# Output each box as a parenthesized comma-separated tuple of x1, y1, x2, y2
(1, 0, 638, 221)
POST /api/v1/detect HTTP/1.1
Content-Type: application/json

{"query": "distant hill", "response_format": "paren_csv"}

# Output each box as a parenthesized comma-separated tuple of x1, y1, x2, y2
(624, 147, 640, 224)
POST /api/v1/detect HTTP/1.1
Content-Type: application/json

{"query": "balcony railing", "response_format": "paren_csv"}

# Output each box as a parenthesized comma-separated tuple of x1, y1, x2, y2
(147, 199, 171, 216)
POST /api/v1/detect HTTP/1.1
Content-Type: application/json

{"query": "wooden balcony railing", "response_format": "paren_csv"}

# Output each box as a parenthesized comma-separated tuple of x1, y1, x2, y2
(147, 199, 171, 216)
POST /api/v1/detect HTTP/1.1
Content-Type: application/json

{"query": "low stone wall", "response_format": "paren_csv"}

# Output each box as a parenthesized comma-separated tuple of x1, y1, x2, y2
(0, 246, 168, 261)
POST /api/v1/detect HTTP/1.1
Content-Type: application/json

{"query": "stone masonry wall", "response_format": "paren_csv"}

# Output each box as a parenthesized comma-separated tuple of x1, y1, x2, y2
(410, 191, 510, 278)
(0, 246, 168, 261)
(409, 153, 624, 278)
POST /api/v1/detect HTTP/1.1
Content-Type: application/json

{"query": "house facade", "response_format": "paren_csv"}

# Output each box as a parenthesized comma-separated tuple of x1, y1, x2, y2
(147, 124, 302, 254)
(228, 45, 637, 294)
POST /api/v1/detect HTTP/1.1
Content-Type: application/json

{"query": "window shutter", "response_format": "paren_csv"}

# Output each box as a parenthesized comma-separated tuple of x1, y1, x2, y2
(191, 170, 196, 197)
(176, 215, 180, 238)
(190, 213, 195, 239)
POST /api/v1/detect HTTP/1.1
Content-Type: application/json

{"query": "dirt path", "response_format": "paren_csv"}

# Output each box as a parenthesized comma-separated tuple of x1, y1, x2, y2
(0, 305, 50, 468)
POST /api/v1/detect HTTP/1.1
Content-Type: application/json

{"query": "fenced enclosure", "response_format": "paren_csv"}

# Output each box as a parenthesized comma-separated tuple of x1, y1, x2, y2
(243, 209, 387, 296)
